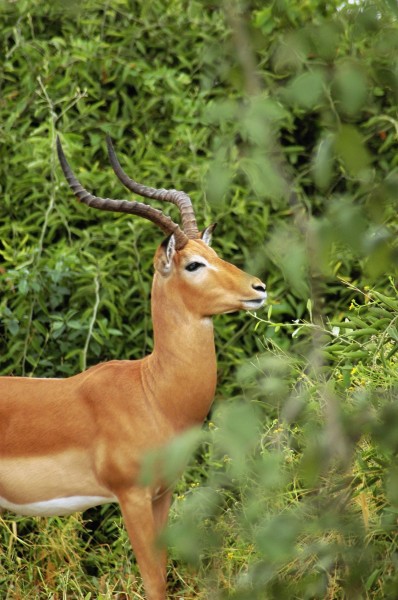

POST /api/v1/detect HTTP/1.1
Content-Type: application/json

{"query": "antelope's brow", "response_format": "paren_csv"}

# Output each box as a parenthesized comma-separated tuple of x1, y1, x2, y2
(184, 255, 219, 271)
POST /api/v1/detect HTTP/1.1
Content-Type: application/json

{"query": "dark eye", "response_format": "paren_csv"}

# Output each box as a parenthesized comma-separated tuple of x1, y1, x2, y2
(185, 261, 205, 272)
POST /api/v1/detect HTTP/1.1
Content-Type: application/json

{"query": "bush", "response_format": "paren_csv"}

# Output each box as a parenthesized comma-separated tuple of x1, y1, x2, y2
(1, 0, 397, 598)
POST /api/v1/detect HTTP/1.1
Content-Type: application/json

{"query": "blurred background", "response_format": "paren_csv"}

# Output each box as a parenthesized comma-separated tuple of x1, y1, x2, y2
(0, 0, 397, 597)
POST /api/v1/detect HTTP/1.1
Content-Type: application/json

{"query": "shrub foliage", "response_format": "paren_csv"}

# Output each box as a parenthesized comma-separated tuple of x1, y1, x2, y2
(0, 0, 397, 598)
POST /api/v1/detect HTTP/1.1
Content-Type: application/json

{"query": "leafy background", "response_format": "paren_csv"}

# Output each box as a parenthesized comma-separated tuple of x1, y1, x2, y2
(0, 0, 397, 598)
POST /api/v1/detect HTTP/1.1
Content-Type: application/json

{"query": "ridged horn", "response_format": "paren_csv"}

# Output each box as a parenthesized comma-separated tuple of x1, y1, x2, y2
(56, 136, 189, 250)
(106, 136, 199, 240)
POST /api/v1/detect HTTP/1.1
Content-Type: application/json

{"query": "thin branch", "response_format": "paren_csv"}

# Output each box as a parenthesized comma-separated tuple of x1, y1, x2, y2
(81, 272, 101, 372)
(21, 77, 57, 375)
(223, 4, 349, 463)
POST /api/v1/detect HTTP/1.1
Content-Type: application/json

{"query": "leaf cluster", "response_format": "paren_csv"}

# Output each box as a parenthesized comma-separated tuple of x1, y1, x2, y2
(1, 0, 398, 598)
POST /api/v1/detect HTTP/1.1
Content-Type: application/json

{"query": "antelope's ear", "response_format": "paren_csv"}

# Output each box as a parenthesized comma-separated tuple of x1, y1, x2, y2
(154, 234, 176, 276)
(201, 223, 217, 246)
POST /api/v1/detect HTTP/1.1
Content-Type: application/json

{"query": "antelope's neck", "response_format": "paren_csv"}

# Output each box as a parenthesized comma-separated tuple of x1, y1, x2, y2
(145, 282, 217, 430)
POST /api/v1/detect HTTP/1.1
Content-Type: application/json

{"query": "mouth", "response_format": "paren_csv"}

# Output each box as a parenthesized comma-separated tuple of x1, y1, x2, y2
(241, 296, 267, 310)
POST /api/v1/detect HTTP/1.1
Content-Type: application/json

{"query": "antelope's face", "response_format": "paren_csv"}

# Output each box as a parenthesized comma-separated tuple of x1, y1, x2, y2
(153, 227, 267, 318)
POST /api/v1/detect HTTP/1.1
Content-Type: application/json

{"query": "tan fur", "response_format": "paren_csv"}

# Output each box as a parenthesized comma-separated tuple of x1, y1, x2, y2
(0, 237, 265, 600)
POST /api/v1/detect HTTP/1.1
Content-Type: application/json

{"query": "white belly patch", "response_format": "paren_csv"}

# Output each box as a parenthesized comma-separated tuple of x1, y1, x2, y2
(0, 495, 117, 517)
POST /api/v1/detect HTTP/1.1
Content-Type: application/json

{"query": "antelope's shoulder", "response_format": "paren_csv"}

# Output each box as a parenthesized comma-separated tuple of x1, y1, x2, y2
(77, 359, 143, 402)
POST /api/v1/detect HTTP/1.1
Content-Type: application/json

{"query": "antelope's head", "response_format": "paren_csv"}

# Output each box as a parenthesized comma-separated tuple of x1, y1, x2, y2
(57, 137, 267, 318)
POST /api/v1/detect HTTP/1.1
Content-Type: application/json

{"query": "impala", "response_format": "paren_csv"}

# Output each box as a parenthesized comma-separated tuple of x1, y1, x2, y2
(0, 136, 266, 600)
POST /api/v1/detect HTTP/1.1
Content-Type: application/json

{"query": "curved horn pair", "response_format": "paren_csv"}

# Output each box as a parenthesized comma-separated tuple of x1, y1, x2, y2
(56, 136, 199, 250)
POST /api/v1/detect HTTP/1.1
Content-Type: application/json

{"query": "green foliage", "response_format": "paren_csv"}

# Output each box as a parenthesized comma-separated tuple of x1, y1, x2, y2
(167, 282, 398, 598)
(1, 0, 398, 598)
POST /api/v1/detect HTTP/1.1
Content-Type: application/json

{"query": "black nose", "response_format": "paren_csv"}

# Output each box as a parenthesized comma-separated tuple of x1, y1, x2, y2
(252, 283, 266, 293)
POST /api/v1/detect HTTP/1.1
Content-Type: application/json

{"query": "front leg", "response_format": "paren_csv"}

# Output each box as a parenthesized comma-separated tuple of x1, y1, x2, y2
(152, 489, 173, 577)
(117, 487, 167, 600)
